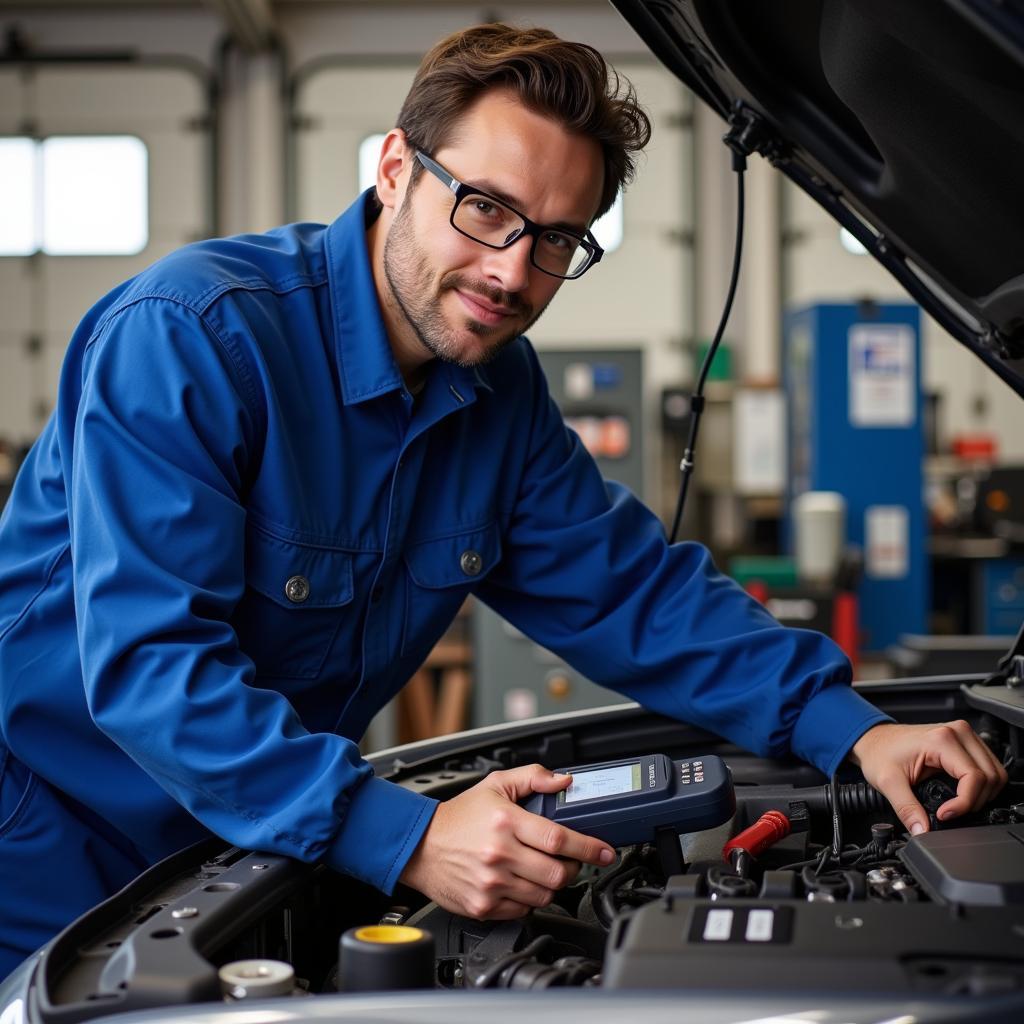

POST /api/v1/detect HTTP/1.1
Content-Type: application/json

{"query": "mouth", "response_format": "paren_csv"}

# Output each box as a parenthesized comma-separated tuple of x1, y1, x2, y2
(454, 289, 517, 327)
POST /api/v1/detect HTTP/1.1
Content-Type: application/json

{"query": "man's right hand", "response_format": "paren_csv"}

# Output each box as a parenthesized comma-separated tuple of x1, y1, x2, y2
(398, 764, 616, 920)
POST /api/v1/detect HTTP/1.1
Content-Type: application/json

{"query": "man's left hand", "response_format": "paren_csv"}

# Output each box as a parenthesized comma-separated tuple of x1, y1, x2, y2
(849, 720, 1007, 836)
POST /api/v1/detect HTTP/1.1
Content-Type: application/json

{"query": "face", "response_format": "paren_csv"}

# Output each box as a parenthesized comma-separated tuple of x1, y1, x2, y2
(377, 89, 605, 370)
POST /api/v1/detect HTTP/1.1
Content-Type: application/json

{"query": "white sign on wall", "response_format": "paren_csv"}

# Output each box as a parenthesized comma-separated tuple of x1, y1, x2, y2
(733, 388, 786, 494)
(865, 504, 909, 578)
(848, 324, 915, 427)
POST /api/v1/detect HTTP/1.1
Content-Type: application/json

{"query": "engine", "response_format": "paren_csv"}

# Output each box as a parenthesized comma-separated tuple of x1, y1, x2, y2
(28, 711, 1024, 1019)
(388, 773, 1024, 995)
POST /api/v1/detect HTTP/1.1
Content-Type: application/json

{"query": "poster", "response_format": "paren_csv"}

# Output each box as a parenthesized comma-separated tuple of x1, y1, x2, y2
(848, 324, 915, 426)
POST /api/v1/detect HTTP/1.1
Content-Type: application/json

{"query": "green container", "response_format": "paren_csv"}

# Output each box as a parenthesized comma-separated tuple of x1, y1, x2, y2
(729, 556, 798, 589)
(695, 340, 732, 382)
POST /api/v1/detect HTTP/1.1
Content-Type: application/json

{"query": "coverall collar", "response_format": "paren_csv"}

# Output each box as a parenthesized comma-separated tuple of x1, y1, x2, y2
(324, 190, 493, 407)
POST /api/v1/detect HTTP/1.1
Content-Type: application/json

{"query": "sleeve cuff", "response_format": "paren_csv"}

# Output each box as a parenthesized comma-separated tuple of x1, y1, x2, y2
(789, 683, 893, 777)
(324, 774, 438, 894)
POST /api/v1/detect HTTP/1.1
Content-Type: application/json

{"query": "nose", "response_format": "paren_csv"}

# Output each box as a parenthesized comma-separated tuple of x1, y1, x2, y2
(480, 234, 533, 294)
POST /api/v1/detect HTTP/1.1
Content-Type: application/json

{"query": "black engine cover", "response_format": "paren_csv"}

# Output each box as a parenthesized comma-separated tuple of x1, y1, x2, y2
(602, 898, 1024, 993)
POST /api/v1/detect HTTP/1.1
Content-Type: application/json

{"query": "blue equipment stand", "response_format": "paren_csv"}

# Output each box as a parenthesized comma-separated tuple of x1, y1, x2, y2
(784, 303, 927, 652)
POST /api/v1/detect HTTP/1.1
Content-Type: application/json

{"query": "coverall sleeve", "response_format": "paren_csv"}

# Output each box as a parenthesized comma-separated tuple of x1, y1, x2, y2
(478, 346, 890, 777)
(70, 299, 435, 892)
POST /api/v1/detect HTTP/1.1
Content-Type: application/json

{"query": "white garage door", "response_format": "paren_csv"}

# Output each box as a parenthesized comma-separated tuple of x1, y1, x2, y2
(0, 64, 211, 444)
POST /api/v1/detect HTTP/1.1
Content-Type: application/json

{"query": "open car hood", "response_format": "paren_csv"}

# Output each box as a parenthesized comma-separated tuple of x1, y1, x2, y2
(610, 0, 1024, 397)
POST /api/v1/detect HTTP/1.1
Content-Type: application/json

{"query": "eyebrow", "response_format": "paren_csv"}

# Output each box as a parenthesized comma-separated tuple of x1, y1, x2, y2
(468, 176, 590, 236)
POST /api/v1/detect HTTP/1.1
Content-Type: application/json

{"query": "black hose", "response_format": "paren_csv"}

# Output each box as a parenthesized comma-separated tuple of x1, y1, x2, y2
(594, 866, 649, 928)
(473, 935, 554, 989)
(826, 781, 888, 815)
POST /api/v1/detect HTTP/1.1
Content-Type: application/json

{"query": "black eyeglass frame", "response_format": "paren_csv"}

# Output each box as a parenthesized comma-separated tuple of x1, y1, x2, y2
(414, 151, 604, 281)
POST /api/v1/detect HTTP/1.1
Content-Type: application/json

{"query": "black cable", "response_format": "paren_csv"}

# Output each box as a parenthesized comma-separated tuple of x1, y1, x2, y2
(669, 149, 746, 544)
(595, 865, 650, 928)
(829, 772, 843, 860)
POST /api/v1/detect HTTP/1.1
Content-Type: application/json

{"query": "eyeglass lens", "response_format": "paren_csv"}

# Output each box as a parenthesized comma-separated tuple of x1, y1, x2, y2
(453, 194, 592, 278)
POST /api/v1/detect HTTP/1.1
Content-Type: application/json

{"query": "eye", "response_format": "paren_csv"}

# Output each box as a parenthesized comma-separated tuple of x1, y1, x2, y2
(541, 231, 572, 251)
(472, 200, 500, 218)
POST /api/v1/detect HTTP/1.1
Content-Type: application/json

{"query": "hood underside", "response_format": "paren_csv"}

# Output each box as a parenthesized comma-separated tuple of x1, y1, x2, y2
(611, 0, 1024, 396)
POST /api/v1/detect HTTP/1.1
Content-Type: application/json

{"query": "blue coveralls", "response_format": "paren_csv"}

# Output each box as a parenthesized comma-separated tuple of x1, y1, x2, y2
(0, 191, 890, 977)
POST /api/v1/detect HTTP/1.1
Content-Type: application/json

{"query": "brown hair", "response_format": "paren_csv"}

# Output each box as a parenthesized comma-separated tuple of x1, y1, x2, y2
(394, 23, 651, 221)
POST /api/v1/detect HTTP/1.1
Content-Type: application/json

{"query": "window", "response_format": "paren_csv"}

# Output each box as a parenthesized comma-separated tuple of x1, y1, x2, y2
(0, 139, 37, 256)
(839, 227, 868, 256)
(358, 134, 387, 198)
(357, 133, 624, 254)
(0, 135, 148, 256)
(590, 193, 623, 255)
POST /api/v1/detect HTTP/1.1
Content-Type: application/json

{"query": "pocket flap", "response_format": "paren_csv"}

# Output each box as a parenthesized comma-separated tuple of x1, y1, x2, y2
(404, 522, 502, 589)
(245, 526, 354, 608)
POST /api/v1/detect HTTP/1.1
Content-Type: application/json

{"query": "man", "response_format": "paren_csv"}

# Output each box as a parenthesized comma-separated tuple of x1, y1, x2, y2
(0, 24, 1006, 976)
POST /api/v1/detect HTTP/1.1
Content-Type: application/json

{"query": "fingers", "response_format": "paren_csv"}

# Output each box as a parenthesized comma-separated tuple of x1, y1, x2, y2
(488, 763, 573, 801)
(403, 769, 614, 923)
(856, 719, 1010, 834)
(465, 851, 583, 919)
(489, 763, 615, 864)
(876, 772, 930, 836)
(466, 864, 557, 917)
(511, 846, 583, 891)
(930, 720, 1007, 821)
(949, 722, 1007, 806)
(513, 805, 615, 867)
(481, 899, 533, 921)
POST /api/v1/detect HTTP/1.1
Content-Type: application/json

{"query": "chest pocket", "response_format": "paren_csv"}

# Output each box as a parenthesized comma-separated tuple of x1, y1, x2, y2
(234, 525, 355, 680)
(401, 521, 502, 658)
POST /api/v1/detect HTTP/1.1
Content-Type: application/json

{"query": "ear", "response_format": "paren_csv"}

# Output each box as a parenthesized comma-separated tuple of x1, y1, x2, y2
(375, 128, 414, 212)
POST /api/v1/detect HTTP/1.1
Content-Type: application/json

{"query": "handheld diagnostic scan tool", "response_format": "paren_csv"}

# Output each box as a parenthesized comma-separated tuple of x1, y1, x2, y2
(521, 753, 735, 848)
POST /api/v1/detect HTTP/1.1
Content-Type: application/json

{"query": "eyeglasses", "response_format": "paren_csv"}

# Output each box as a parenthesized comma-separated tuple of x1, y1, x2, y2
(414, 151, 604, 281)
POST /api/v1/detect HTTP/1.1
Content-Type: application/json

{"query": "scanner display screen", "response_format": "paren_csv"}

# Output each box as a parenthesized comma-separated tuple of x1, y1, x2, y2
(561, 762, 642, 804)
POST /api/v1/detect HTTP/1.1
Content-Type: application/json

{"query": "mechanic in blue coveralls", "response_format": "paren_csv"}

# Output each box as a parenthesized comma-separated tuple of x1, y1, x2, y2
(0, 24, 1007, 977)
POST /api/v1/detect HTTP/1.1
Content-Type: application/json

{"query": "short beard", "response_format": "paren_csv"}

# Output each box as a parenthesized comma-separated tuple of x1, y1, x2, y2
(382, 195, 547, 368)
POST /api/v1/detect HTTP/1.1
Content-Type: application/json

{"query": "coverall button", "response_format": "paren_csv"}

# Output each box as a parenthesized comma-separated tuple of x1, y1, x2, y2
(284, 575, 310, 603)
(460, 550, 483, 576)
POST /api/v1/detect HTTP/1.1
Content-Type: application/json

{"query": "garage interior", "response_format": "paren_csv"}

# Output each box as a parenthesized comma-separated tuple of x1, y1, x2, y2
(3, 1, 1020, 750)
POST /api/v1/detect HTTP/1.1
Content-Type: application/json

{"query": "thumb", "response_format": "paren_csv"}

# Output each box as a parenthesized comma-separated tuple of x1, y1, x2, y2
(489, 764, 572, 801)
(879, 775, 929, 837)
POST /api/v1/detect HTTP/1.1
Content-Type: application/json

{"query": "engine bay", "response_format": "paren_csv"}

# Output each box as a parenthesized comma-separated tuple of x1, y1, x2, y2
(27, 680, 1024, 1020)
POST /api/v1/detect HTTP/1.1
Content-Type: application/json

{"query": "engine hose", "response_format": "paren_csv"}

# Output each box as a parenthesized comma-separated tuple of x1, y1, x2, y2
(597, 866, 650, 927)
(507, 956, 602, 989)
(824, 781, 887, 814)
(473, 935, 554, 989)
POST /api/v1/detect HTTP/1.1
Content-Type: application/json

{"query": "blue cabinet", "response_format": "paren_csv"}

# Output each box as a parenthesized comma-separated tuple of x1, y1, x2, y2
(784, 303, 927, 651)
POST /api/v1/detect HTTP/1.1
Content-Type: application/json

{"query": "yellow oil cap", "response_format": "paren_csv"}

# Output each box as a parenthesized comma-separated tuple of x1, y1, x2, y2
(338, 923, 435, 991)
(353, 925, 425, 944)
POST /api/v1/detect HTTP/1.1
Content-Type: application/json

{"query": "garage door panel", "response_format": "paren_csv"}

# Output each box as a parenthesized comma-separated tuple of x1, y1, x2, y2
(0, 261, 37, 333)
(146, 130, 208, 240)
(0, 64, 211, 443)
(300, 67, 414, 126)
(36, 68, 205, 127)
(295, 66, 415, 225)
(785, 232, 902, 306)
(42, 256, 149, 335)
(0, 335, 39, 442)
(296, 127, 365, 224)
(0, 72, 25, 133)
